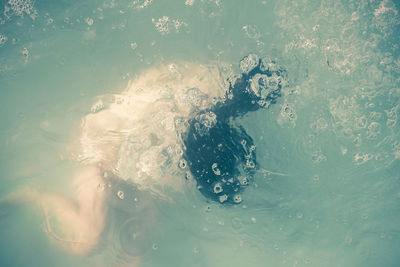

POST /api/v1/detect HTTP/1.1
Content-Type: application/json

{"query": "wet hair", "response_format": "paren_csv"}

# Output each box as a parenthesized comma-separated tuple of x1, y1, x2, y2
(181, 54, 286, 204)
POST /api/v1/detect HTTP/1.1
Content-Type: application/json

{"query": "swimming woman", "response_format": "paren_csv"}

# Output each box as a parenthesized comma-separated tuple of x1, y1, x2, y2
(2, 55, 285, 255)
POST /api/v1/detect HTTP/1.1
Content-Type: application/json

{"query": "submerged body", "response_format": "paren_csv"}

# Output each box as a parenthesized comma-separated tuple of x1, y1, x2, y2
(3, 62, 226, 255)
(3, 55, 285, 255)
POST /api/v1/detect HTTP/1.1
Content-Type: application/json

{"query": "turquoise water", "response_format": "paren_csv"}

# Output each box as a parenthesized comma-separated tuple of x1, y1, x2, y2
(1, 0, 400, 266)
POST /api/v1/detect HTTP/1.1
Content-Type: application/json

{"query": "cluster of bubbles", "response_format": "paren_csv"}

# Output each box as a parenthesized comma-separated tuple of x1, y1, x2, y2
(152, 16, 188, 35)
(277, 102, 297, 128)
(21, 47, 29, 63)
(0, 0, 36, 25)
(7, 0, 35, 17)
(0, 34, 7, 46)
(85, 17, 94, 26)
(117, 190, 125, 200)
(193, 111, 217, 136)
(311, 149, 327, 164)
(155, 16, 169, 34)
(274, 0, 400, 170)
(211, 163, 221, 176)
(130, 0, 153, 9)
(239, 54, 286, 108)
(185, 0, 195, 6)
(354, 152, 374, 165)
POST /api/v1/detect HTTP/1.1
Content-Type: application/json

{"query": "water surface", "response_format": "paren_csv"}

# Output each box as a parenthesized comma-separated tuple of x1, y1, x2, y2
(1, 0, 400, 266)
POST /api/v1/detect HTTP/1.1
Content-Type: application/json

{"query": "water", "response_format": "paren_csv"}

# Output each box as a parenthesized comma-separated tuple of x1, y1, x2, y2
(0, 0, 399, 266)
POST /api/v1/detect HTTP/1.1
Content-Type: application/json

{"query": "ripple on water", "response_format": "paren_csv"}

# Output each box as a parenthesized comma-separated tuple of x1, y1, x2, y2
(119, 217, 154, 259)
(231, 217, 243, 232)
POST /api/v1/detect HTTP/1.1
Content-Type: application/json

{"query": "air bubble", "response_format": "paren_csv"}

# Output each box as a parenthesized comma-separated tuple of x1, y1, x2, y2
(354, 152, 373, 165)
(91, 100, 105, 113)
(311, 150, 327, 163)
(152, 243, 158, 250)
(179, 159, 187, 169)
(0, 34, 8, 46)
(175, 145, 184, 156)
(278, 103, 297, 128)
(233, 194, 242, 203)
(257, 100, 268, 107)
(219, 194, 228, 203)
(152, 16, 169, 35)
(8, 0, 35, 17)
(97, 183, 106, 191)
(353, 134, 362, 146)
(240, 176, 249, 186)
(171, 19, 187, 32)
(117, 190, 125, 200)
(131, 0, 153, 9)
(246, 160, 255, 168)
(185, 0, 195, 6)
(185, 172, 192, 180)
(211, 163, 221, 175)
(21, 47, 29, 61)
(130, 42, 138, 50)
(213, 182, 223, 194)
(85, 17, 94, 26)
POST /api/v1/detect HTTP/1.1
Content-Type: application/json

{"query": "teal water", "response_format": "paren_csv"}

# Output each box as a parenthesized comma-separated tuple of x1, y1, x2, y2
(1, 0, 400, 266)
